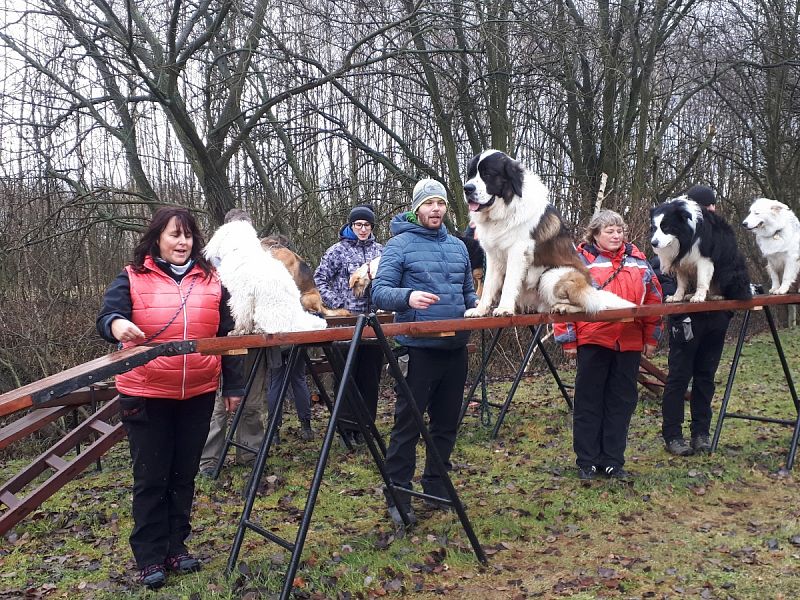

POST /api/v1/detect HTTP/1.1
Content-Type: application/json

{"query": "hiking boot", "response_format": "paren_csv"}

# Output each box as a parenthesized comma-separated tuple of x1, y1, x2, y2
(603, 466, 632, 480)
(299, 419, 314, 441)
(578, 465, 597, 480)
(691, 434, 712, 454)
(140, 564, 166, 589)
(165, 553, 201, 574)
(665, 438, 694, 456)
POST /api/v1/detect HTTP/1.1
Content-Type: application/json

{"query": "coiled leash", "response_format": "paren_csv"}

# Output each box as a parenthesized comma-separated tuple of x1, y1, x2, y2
(118, 274, 198, 349)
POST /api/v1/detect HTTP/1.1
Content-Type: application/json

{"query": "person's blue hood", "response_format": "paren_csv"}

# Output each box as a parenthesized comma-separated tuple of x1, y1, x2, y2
(389, 211, 449, 240)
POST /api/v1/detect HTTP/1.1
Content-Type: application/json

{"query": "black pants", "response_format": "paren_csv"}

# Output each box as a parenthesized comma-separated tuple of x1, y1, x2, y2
(661, 312, 731, 441)
(121, 391, 216, 568)
(337, 343, 385, 432)
(573, 345, 640, 470)
(267, 352, 312, 425)
(384, 346, 468, 493)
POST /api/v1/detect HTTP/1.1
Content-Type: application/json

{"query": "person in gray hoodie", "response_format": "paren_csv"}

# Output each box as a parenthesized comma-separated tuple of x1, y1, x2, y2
(371, 179, 478, 525)
(314, 204, 384, 444)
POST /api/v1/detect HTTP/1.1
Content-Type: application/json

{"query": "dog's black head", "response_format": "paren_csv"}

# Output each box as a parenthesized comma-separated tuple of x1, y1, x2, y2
(650, 197, 703, 258)
(464, 150, 525, 212)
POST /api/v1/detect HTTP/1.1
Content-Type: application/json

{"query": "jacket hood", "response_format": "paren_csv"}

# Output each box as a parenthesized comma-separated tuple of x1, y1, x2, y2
(389, 211, 448, 240)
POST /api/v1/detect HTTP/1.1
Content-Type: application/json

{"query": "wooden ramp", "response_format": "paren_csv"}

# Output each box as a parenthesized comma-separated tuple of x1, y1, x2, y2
(0, 397, 125, 535)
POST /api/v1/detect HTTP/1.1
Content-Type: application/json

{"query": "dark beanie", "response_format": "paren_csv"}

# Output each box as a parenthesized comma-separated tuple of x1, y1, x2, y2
(348, 204, 375, 225)
(686, 185, 715, 207)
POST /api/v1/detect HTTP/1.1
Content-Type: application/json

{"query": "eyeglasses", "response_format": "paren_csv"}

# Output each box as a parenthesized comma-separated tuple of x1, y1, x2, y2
(352, 221, 373, 229)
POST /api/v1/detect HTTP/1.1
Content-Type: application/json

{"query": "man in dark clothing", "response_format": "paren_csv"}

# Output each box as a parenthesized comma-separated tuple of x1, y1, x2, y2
(657, 185, 732, 456)
(371, 178, 478, 525)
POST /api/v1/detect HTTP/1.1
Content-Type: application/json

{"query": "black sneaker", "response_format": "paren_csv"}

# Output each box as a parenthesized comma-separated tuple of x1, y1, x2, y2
(578, 465, 597, 480)
(140, 564, 166, 589)
(603, 466, 632, 480)
(691, 434, 712, 454)
(665, 438, 693, 456)
(165, 553, 201, 574)
(299, 419, 314, 441)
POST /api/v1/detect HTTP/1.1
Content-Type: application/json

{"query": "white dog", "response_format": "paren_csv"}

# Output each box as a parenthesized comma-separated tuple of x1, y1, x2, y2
(742, 197, 800, 294)
(203, 220, 326, 334)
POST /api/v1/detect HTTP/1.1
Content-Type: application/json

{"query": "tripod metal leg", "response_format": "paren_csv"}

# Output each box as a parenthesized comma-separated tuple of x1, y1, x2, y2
(458, 327, 503, 426)
(490, 325, 543, 439)
(369, 315, 488, 565)
(764, 306, 800, 469)
(711, 311, 751, 452)
(226, 345, 299, 577)
(212, 348, 266, 479)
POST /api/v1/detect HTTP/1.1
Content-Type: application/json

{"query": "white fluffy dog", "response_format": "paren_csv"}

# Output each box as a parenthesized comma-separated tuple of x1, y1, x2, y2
(742, 197, 800, 294)
(203, 220, 326, 334)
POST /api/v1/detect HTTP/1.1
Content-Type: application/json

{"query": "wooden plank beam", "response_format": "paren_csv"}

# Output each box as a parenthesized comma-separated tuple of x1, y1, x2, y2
(1, 295, 797, 419)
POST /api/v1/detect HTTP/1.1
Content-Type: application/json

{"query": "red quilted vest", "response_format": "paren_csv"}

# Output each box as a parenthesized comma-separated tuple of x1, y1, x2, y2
(115, 256, 222, 399)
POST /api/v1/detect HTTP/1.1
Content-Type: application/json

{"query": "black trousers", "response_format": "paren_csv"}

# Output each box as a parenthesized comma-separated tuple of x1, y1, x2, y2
(267, 352, 312, 425)
(661, 312, 731, 441)
(384, 346, 468, 493)
(121, 391, 216, 568)
(337, 343, 385, 433)
(573, 345, 640, 470)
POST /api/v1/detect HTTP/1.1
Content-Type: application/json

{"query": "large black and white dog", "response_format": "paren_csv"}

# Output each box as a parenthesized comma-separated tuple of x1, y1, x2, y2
(650, 197, 751, 302)
(463, 150, 634, 316)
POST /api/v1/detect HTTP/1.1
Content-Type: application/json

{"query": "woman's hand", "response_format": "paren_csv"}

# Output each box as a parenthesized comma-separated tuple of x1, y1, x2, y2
(224, 396, 243, 413)
(409, 291, 439, 309)
(643, 343, 658, 358)
(111, 319, 146, 343)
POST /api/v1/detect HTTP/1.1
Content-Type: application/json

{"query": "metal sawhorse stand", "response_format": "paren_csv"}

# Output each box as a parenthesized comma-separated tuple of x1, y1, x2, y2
(224, 315, 486, 599)
(458, 324, 573, 437)
(712, 305, 800, 470)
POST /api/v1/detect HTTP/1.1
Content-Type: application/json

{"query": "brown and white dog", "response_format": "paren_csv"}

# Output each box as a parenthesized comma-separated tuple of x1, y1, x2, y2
(261, 236, 351, 317)
(463, 150, 634, 315)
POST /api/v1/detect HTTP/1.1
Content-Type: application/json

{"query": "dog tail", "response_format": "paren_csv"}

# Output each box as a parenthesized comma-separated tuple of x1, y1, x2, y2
(580, 289, 636, 313)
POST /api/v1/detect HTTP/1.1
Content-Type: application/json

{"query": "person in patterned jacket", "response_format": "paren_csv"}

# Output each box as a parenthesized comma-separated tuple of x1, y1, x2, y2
(555, 210, 663, 481)
(314, 204, 384, 444)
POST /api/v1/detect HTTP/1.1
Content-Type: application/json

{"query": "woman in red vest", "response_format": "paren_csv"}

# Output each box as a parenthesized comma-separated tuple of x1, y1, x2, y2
(97, 207, 244, 589)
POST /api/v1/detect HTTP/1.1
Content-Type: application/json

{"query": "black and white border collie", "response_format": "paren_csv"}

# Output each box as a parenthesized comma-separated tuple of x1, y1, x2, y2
(462, 149, 634, 316)
(650, 197, 751, 302)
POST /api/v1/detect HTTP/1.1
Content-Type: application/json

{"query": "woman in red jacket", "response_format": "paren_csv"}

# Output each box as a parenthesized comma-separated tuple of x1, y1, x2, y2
(555, 210, 663, 481)
(97, 207, 244, 589)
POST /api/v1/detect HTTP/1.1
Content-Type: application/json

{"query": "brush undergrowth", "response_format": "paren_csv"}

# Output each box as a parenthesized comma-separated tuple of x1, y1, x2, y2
(2, 323, 800, 599)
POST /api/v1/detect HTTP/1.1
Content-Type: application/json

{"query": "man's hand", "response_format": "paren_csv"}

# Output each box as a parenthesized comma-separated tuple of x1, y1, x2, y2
(111, 319, 146, 343)
(224, 396, 242, 413)
(409, 291, 440, 309)
(643, 343, 657, 358)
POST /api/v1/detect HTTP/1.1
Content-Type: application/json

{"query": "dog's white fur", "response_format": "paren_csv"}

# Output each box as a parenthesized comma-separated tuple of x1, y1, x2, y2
(203, 220, 326, 334)
(650, 205, 716, 303)
(742, 197, 800, 294)
(463, 150, 634, 315)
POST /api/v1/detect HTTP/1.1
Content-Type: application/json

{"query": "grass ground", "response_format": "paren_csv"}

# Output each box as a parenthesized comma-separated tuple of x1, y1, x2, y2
(2, 322, 800, 599)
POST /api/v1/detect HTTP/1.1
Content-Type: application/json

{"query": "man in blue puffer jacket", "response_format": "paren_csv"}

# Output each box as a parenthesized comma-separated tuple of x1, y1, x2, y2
(371, 178, 478, 525)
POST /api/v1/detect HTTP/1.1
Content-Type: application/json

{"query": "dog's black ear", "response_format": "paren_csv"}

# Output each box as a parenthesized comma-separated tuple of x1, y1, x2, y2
(502, 156, 525, 200)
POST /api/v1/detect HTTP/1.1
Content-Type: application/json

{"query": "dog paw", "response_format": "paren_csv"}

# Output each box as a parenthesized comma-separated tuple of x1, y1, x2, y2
(492, 306, 515, 317)
(551, 303, 582, 314)
(465, 306, 490, 318)
(665, 295, 683, 303)
(689, 293, 707, 303)
(774, 286, 790, 295)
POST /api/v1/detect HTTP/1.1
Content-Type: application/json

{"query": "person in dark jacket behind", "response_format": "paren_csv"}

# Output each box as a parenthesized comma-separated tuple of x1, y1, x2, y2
(97, 207, 244, 589)
(314, 204, 384, 445)
(657, 185, 733, 456)
(371, 179, 478, 525)
(554, 210, 663, 481)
